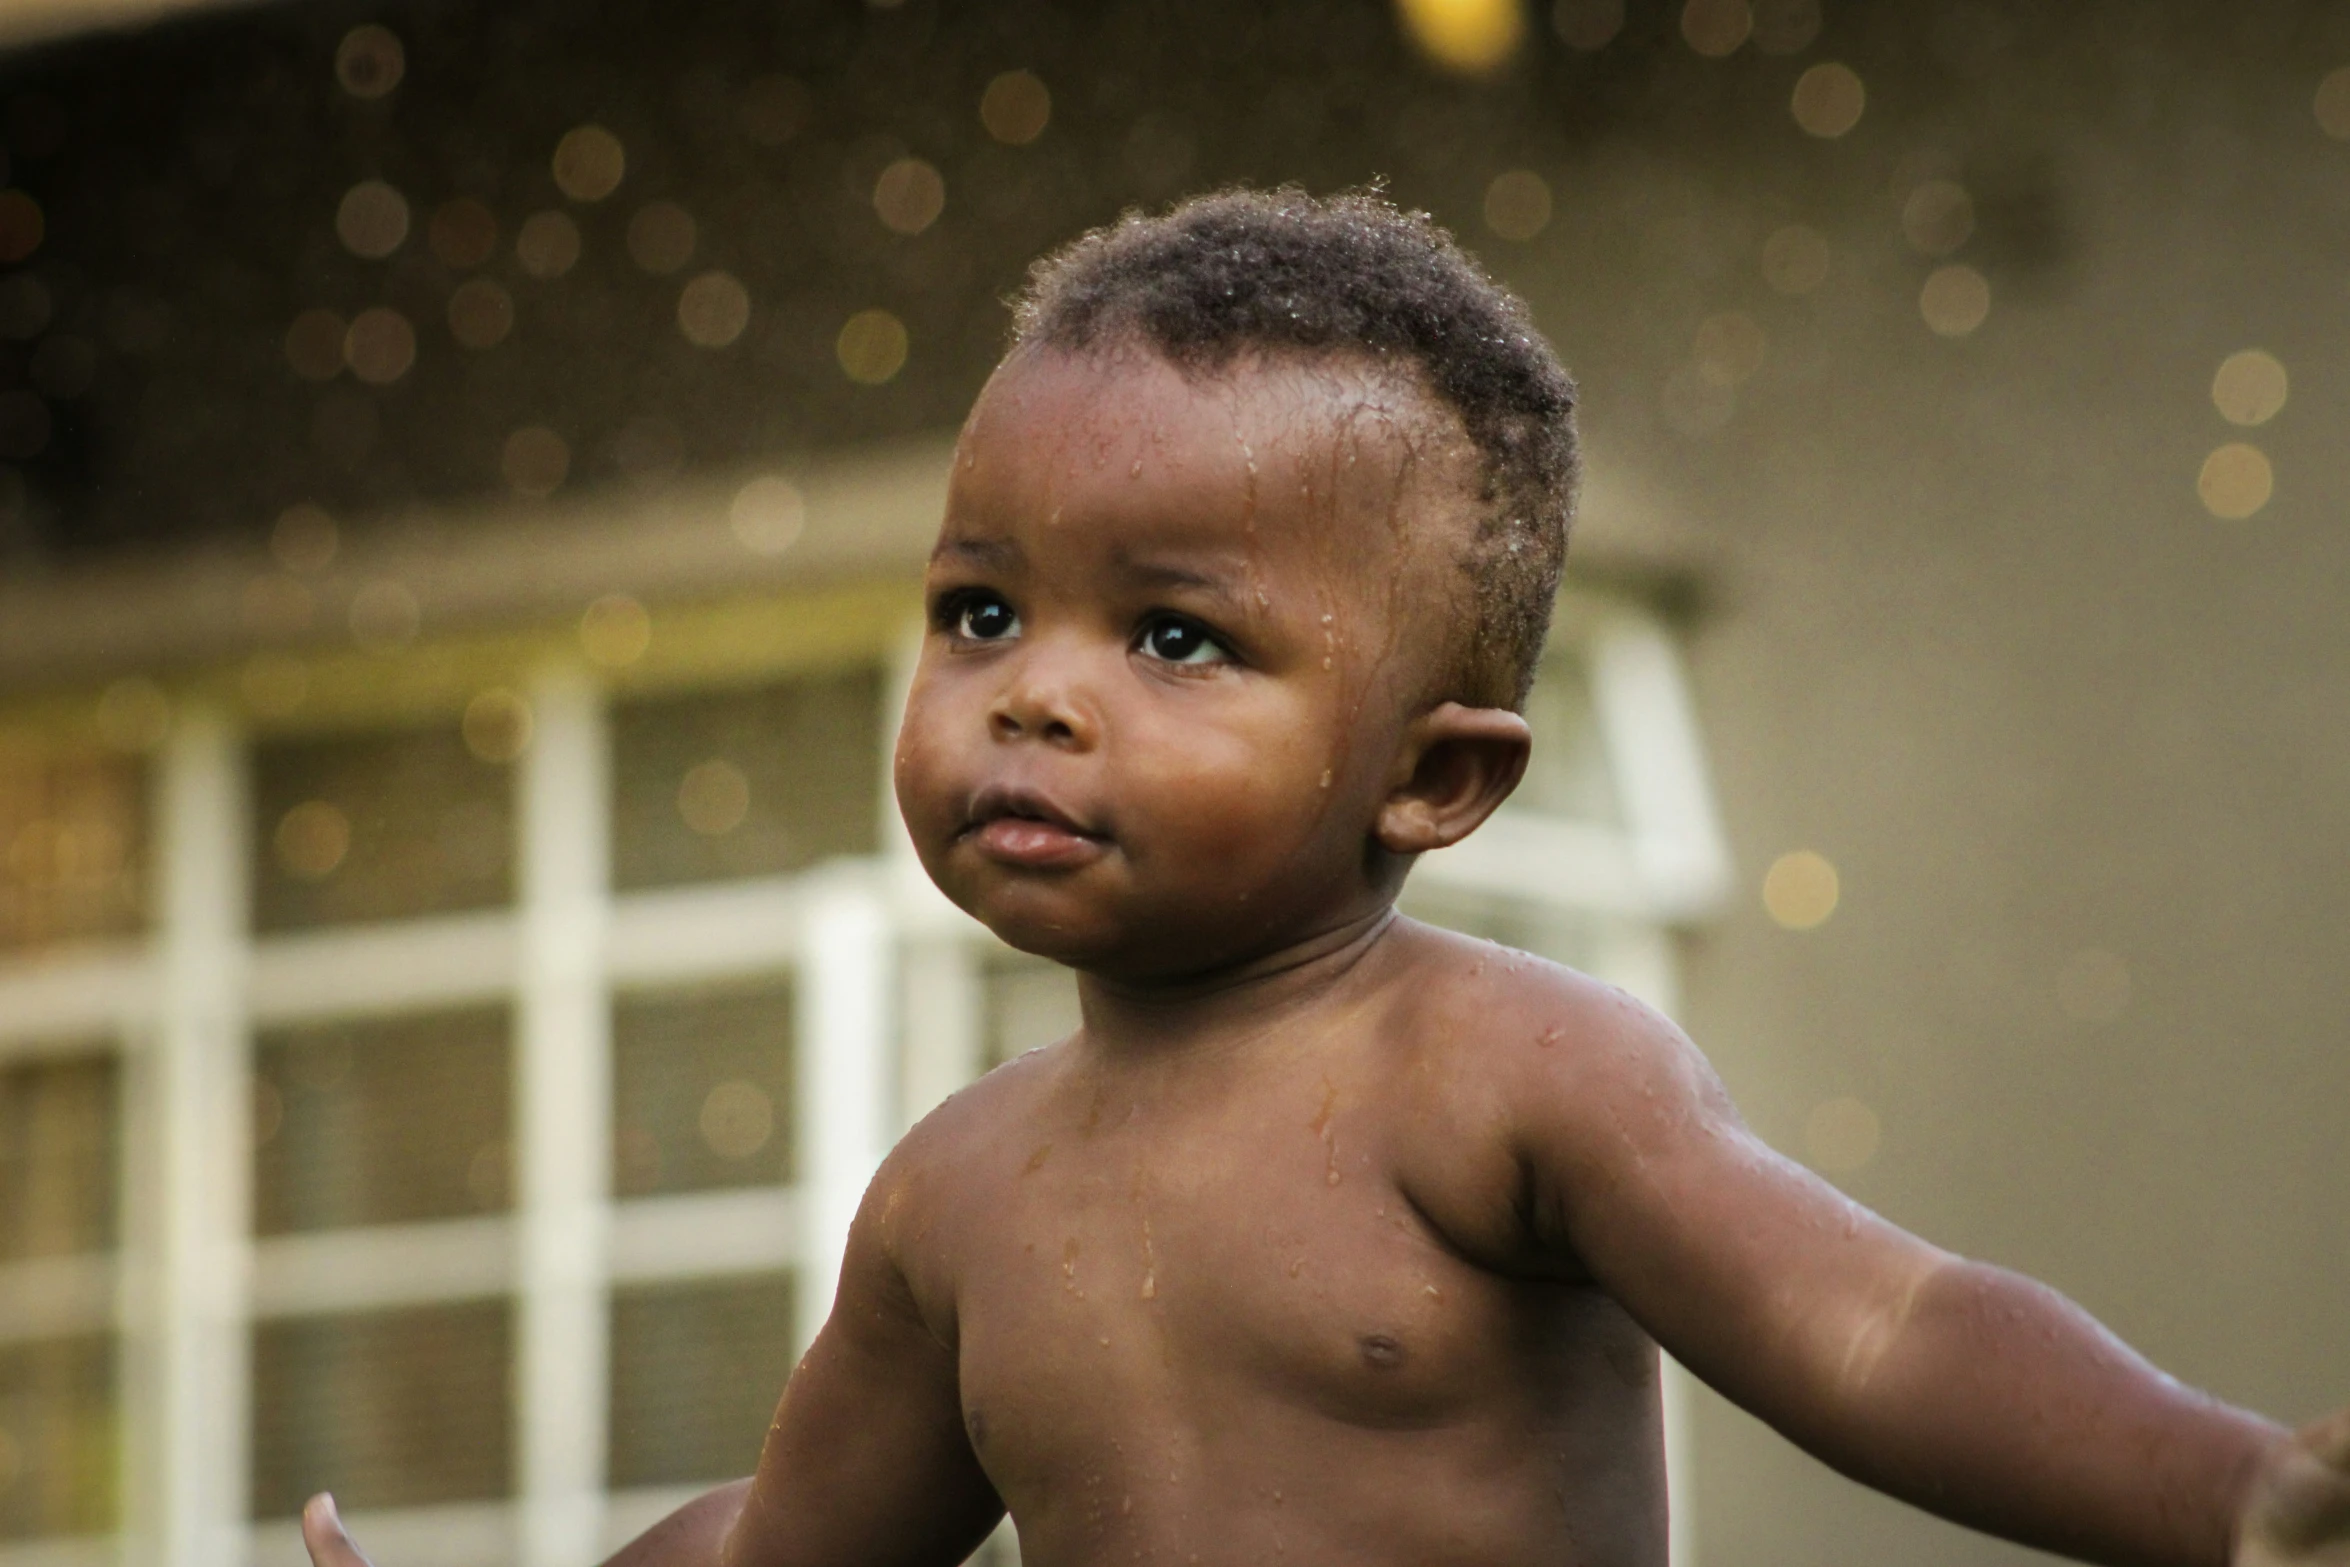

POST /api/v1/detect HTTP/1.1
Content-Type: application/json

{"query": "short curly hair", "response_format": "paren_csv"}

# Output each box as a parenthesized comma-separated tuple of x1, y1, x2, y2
(1009, 186, 1578, 710)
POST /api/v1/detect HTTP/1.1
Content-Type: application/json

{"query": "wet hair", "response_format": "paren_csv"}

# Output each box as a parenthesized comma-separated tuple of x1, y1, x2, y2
(1009, 186, 1578, 710)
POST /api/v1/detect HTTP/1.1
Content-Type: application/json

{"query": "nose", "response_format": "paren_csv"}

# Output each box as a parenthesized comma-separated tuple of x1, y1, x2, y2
(989, 640, 1098, 750)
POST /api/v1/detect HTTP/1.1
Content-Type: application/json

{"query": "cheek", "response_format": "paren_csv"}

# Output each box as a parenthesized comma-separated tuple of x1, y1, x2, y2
(1113, 698, 1348, 857)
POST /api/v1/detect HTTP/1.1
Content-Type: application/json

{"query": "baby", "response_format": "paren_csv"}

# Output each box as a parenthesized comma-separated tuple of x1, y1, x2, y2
(307, 190, 2350, 1567)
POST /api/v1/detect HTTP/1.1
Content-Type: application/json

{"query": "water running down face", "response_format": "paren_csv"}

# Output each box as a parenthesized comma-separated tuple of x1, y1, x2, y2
(893, 343, 1534, 984)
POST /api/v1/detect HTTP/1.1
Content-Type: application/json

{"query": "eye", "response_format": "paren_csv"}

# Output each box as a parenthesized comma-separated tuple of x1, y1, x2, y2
(1138, 615, 1231, 667)
(950, 593, 1020, 642)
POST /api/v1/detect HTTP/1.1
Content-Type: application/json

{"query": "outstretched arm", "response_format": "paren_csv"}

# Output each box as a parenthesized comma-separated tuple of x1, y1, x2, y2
(1513, 988, 2342, 1567)
(302, 1151, 1001, 1567)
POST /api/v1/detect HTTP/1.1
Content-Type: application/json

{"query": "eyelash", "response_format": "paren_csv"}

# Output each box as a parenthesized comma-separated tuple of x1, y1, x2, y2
(933, 591, 1239, 669)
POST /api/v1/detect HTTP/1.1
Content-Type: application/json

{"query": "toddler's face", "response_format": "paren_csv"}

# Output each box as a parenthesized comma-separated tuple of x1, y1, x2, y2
(893, 345, 1474, 979)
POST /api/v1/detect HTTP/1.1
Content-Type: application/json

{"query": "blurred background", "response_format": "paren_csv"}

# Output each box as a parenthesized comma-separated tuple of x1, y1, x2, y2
(0, 1, 2346, 1565)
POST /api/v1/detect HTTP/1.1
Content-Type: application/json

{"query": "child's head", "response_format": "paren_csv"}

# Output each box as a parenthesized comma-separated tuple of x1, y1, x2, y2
(894, 188, 1579, 979)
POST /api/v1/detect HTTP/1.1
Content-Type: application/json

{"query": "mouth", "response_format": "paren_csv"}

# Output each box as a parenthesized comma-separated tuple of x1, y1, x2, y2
(959, 784, 1108, 871)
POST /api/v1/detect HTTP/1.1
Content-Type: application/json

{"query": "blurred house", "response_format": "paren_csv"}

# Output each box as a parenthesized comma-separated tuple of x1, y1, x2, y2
(0, 4, 2343, 1567)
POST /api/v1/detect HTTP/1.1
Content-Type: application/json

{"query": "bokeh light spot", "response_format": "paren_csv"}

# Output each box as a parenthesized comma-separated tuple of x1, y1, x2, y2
(447, 278, 515, 350)
(874, 158, 946, 236)
(1482, 170, 1553, 241)
(502, 425, 570, 498)
(1680, 0, 1752, 58)
(677, 271, 752, 347)
(1396, 0, 1524, 74)
(836, 308, 908, 384)
(336, 180, 410, 260)
(2198, 442, 2273, 519)
(1804, 1097, 1880, 1173)
(0, 191, 44, 262)
(552, 124, 626, 202)
(335, 25, 405, 99)
(1551, 0, 1623, 50)
(1763, 849, 1839, 929)
(343, 307, 416, 385)
(581, 593, 652, 667)
(626, 201, 698, 274)
(2055, 949, 2130, 1024)
(1694, 311, 1766, 386)
(285, 308, 346, 381)
(2316, 66, 2350, 139)
(1661, 364, 1734, 437)
(349, 580, 421, 651)
(729, 475, 807, 556)
(1791, 62, 1865, 137)
(980, 71, 1051, 145)
(1749, 0, 1821, 54)
(1761, 223, 1830, 293)
(678, 759, 752, 837)
(1919, 264, 1990, 336)
(1901, 179, 1975, 255)
(2211, 349, 2287, 427)
(699, 1079, 773, 1158)
(462, 688, 534, 764)
(428, 198, 498, 268)
(275, 801, 352, 880)
(515, 211, 582, 278)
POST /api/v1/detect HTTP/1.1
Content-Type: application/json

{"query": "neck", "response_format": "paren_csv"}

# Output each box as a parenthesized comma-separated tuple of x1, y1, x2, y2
(1072, 904, 1401, 1057)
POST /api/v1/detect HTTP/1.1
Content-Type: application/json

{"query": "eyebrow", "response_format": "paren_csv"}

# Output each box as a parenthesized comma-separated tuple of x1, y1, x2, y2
(930, 535, 1024, 569)
(1108, 549, 1252, 611)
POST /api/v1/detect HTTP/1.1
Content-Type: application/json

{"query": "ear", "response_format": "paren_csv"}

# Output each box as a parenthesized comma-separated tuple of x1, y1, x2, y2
(1372, 702, 1532, 856)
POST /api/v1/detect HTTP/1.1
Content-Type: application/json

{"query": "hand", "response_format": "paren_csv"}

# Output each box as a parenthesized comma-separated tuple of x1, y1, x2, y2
(2238, 1409, 2350, 1565)
(301, 1494, 377, 1567)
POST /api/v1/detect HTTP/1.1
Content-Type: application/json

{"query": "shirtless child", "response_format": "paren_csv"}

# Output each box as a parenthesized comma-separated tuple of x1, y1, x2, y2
(306, 190, 2350, 1567)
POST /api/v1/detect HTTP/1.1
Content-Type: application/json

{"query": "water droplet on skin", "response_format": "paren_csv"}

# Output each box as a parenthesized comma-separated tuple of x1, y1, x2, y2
(1099, 1335, 1112, 1346)
(1288, 1257, 1304, 1277)
(1121, 1496, 1132, 1515)
(1424, 1283, 1442, 1299)
(1141, 1271, 1156, 1299)
(1024, 1143, 1052, 1174)
(1320, 613, 1333, 625)
(1321, 656, 1333, 670)
(1318, 769, 1332, 789)
(1538, 1025, 1563, 1048)
(1129, 458, 1143, 478)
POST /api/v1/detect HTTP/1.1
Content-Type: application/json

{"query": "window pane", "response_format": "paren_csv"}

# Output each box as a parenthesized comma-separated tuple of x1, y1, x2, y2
(0, 1334, 114, 1540)
(0, 750, 145, 951)
(982, 952, 1079, 1071)
(613, 981, 792, 1198)
(255, 1008, 511, 1235)
(251, 725, 513, 932)
(1514, 642, 1621, 825)
(0, 1053, 117, 1262)
(607, 1276, 793, 1490)
(611, 670, 881, 891)
(250, 1301, 511, 1518)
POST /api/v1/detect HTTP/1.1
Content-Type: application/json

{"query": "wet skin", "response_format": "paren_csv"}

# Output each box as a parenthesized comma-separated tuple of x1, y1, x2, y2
(300, 345, 2348, 1567)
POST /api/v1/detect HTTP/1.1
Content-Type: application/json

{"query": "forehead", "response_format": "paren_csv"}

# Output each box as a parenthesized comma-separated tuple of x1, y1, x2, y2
(942, 344, 1476, 574)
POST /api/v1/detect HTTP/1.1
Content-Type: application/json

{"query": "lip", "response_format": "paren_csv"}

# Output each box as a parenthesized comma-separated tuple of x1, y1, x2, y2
(960, 784, 1108, 870)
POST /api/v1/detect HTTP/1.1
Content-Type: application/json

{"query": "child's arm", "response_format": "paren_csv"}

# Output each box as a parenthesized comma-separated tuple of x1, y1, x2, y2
(301, 1152, 1003, 1567)
(1511, 987, 2347, 1567)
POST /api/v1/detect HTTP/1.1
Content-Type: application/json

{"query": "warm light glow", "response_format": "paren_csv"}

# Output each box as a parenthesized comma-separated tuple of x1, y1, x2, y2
(462, 689, 534, 764)
(581, 594, 653, 667)
(678, 271, 752, 348)
(515, 211, 582, 279)
(1761, 224, 1830, 293)
(1763, 849, 1839, 929)
(836, 308, 909, 384)
(980, 71, 1052, 145)
(552, 124, 627, 202)
(502, 426, 570, 498)
(2211, 349, 2287, 427)
(2316, 66, 2350, 139)
(678, 759, 752, 837)
(1919, 264, 1990, 336)
(1790, 62, 1865, 137)
(335, 25, 404, 99)
(1550, 0, 1622, 50)
(1680, 0, 1751, 58)
(874, 159, 947, 236)
(275, 801, 351, 880)
(2198, 442, 2272, 519)
(729, 476, 807, 556)
(343, 307, 416, 385)
(1694, 311, 1766, 386)
(1394, 0, 1524, 75)
(1482, 170, 1552, 241)
(335, 180, 410, 260)
(2054, 949, 2130, 1024)
(447, 279, 515, 350)
(1805, 1097, 1880, 1174)
(699, 1079, 773, 1158)
(1901, 180, 1974, 255)
(627, 201, 698, 274)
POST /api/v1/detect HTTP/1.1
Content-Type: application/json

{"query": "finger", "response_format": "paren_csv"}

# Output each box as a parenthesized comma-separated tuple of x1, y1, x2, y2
(301, 1493, 375, 1567)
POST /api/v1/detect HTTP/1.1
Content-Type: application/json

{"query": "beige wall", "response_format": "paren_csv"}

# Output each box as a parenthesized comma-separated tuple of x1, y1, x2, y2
(1528, 28, 2350, 1564)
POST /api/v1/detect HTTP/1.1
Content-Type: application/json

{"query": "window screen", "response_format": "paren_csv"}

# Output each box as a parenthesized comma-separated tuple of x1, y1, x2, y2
(0, 750, 145, 951)
(0, 1053, 117, 1262)
(607, 1276, 794, 1490)
(0, 1334, 114, 1540)
(612, 980, 793, 1199)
